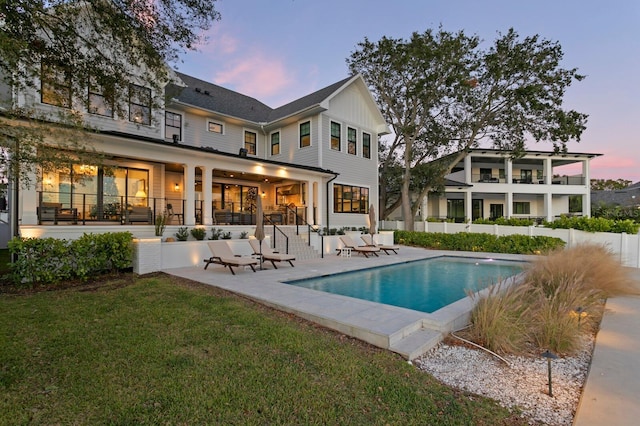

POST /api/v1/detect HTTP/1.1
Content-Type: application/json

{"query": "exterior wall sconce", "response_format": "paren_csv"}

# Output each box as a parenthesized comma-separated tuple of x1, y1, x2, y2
(261, 191, 266, 197)
(174, 183, 180, 192)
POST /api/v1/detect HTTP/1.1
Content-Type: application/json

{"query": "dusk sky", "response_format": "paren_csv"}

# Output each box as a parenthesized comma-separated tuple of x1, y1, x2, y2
(177, 0, 639, 183)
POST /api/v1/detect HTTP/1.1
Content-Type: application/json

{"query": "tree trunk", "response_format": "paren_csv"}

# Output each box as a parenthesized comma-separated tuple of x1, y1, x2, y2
(401, 139, 414, 231)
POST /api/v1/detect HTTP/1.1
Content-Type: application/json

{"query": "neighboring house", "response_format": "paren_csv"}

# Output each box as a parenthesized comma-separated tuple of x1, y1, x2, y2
(2, 66, 388, 239)
(591, 182, 640, 208)
(388, 148, 602, 223)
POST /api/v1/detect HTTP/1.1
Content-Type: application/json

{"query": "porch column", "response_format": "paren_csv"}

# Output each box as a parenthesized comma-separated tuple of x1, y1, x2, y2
(505, 158, 513, 183)
(505, 192, 513, 218)
(305, 179, 314, 225)
(544, 192, 553, 222)
(201, 166, 213, 225)
(582, 159, 591, 217)
(464, 154, 472, 183)
(21, 182, 39, 226)
(464, 191, 472, 223)
(544, 158, 552, 184)
(184, 163, 196, 226)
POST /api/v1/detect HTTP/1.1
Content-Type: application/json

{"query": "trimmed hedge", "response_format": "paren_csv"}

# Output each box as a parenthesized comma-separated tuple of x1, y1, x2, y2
(8, 232, 133, 286)
(394, 230, 565, 255)
(543, 215, 639, 234)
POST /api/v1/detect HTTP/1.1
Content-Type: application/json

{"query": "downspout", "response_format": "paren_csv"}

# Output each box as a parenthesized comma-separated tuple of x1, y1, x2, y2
(325, 172, 339, 231)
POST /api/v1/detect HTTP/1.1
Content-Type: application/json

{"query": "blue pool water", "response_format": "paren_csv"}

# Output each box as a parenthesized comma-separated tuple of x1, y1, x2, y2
(285, 257, 524, 313)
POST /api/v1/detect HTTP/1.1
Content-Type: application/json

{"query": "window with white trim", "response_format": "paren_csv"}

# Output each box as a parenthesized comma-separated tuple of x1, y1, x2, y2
(128, 84, 151, 125)
(165, 111, 182, 141)
(41, 61, 72, 108)
(270, 131, 280, 155)
(330, 121, 341, 151)
(244, 130, 257, 155)
(347, 127, 357, 155)
(362, 132, 371, 159)
(299, 121, 311, 147)
(208, 121, 223, 134)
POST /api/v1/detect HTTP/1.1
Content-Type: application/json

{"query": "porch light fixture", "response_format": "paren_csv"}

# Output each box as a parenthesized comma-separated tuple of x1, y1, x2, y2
(174, 183, 180, 192)
(261, 191, 266, 197)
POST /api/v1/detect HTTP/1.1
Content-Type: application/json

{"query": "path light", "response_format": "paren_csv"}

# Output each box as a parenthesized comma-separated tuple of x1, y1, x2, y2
(542, 350, 559, 397)
(572, 306, 588, 327)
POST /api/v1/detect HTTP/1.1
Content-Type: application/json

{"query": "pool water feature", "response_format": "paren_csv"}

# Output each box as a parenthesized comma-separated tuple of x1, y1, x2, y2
(285, 256, 524, 313)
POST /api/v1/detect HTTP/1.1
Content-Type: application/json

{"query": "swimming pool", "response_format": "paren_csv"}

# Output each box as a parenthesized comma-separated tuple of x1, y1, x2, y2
(284, 256, 524, 313)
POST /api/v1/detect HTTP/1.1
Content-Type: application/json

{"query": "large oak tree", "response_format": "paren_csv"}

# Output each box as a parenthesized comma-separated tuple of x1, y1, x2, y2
(348, 28, 588, 229)
(0, 0, 220, 187)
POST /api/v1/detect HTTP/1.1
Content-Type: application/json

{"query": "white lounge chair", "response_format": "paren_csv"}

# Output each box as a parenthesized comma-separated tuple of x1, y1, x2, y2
(338, 235, 380, 258)
(204, 241, 258, 275)
(248, 239, 295, 269)
(360, 234, 400, 255)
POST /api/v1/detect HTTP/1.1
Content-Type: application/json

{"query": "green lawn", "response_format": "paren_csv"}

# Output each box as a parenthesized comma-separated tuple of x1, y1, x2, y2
(0, 274, 527, 425)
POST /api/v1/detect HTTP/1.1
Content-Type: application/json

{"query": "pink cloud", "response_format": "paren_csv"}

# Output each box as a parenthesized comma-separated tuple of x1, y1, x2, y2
(213, 53, 294, 104)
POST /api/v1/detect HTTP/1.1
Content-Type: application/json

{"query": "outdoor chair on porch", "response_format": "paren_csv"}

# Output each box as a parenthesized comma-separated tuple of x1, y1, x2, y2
(166, 204, 183, 225)
(204, 241, 258, 275)
(338, 235, 380, 258)
(248, 238, 295, 269)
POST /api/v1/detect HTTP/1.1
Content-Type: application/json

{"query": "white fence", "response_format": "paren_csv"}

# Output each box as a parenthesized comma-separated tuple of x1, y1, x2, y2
(380, 220, 640, 268)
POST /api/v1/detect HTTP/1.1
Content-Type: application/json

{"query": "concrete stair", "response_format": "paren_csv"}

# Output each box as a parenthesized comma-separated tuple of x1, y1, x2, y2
(265, 226, 322, 261)
(389, 328, 443, 360)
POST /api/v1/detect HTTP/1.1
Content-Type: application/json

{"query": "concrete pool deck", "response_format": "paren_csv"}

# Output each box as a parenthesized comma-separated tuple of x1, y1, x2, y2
(164, 246, 532, 360)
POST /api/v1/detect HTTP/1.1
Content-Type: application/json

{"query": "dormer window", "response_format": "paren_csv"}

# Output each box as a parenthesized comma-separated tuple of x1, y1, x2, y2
(128, 84, 151, 125)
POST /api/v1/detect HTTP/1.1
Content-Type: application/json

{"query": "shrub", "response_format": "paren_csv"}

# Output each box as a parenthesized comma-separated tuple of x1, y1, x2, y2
(209, 228, 223, 240)
(393, 230, 564, 255)
(8, 232, 133, 286)
(239, 231, 248, 239)
(175, 227, 189, 241)
(190, 227, 207, 241)
(154, 214, 167, 236)
(543, 215, 640, 234)
(221, 231, 232, 240)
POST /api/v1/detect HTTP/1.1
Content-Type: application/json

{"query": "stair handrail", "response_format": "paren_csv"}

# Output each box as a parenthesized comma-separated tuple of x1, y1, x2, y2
(284, 206, 324, 258)
(262, 214, 290, 254)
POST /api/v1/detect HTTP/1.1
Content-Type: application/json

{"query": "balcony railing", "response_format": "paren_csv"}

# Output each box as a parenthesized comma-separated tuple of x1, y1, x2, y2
(472, 174, 586, 185)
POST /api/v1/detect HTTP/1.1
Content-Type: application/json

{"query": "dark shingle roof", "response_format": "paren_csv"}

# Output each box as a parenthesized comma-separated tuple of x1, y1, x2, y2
(168, 72, 356, 124)
(169, 72, 273, 122)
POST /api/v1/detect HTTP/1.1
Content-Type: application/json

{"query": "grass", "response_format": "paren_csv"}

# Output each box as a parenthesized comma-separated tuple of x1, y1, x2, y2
(0, 274, 527, 425)
(467, 243, 638, 355)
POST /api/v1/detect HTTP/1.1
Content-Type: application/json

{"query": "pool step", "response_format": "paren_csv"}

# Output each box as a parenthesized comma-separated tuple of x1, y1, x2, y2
(389, 328, 443, 360)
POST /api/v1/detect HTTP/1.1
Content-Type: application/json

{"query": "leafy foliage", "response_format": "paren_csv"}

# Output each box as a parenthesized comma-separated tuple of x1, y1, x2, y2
(348, 28, 587, 225)
(175, 227, 189, 241)
(543, 215, 639, 233)
(0, 1, 220, 188)
(7, 232, 133, 285)
(190, 227, 206, 241)
(394, 230, 564, 254)
(590, 178, 631, 191)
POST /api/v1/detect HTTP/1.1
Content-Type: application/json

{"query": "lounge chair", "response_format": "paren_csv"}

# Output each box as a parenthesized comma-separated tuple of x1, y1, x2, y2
(360, 234, 400, 255)
(338, 235, 380, 258)
(204, 241, 258, 275)
(248, 239, 295, 269)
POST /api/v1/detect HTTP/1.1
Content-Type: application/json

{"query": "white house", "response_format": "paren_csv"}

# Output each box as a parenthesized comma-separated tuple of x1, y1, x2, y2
(390, 148, 601, 223)
(2, 67, 389, 242)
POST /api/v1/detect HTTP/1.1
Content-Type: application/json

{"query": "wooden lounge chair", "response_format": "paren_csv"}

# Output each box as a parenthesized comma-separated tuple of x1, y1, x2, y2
(248, 239, 295, 269)
(204, 241, 258, 275)
(360, 234, 400, 255)
(338, 235, 380, 258)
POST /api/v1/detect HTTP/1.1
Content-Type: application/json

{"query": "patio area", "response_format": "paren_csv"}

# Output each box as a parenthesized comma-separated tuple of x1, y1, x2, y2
(164, 245, 532, 360)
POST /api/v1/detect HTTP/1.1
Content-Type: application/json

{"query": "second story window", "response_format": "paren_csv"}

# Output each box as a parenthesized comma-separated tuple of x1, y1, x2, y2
(363, 132, 371, 159)
(271, 131, 280, 155)
(347, 127, 357, 155)
(331, 121, 341, 151)
(165, 111, 182, 142)
(129, 84, 151, 125)
(88, 79, 114, 117)
(208, 121, 223, 134)
(41, 61, 71, 108)
(299, 121, 311, 147)
(244, 130, 257, 155)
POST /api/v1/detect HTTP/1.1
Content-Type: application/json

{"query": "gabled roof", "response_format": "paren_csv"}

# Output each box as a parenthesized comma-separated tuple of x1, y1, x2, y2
(268, 76, 353, 122)
(168, 72, 383, 129)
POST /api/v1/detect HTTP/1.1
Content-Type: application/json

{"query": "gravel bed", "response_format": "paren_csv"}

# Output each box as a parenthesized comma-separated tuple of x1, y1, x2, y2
(414, 336, 594, 425)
